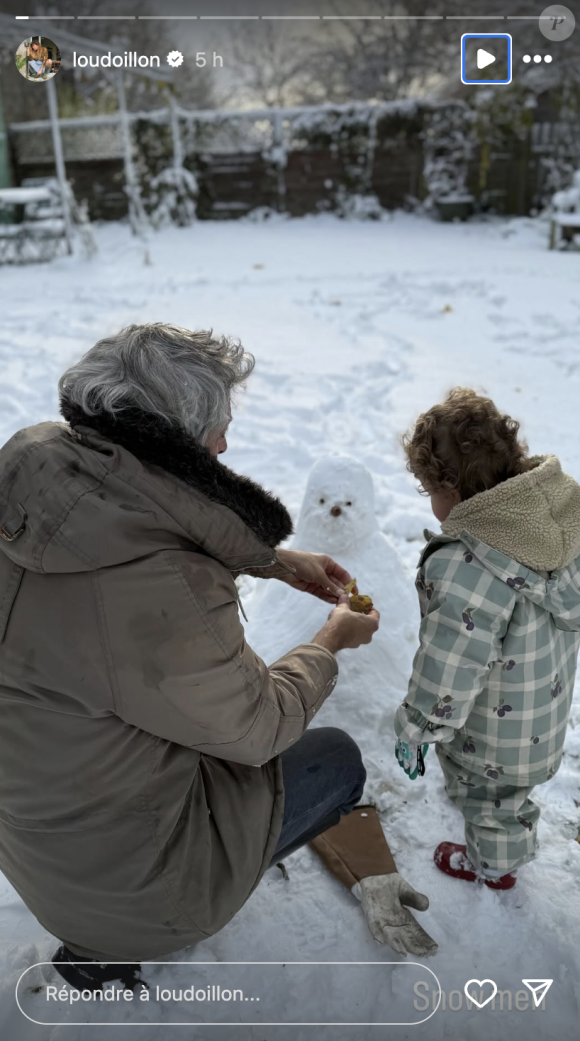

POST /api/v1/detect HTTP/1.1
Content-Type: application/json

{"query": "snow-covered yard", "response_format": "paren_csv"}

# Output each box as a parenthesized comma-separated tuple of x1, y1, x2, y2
(1, 212, 579, 1040)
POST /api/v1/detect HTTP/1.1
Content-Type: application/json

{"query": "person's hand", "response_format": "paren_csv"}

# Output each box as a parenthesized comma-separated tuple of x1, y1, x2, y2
(395, 739, 429, 780)
(352, 874, 438, 958)
(312, 594, 380, 653)
(276, 549, 352, 604)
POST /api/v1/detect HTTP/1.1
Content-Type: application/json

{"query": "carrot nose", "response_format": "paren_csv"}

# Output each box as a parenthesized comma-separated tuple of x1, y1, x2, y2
(330, 506, 342, 517)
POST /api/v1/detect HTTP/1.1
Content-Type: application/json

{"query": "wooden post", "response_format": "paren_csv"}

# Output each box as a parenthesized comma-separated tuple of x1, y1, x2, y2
(549, 218, 557, 250)
(273, 110, 286, 213)
(169, 93, 183, 174)
(366, 108, 379, 197)
(46, 76, 73, 254)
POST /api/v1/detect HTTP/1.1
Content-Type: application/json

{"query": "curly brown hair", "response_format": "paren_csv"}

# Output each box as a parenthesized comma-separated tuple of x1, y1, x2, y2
(402, 388, 530, 501)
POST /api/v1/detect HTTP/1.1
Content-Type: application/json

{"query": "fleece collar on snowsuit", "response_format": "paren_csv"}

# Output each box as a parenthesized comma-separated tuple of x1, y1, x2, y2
(440, 454, 580, 573)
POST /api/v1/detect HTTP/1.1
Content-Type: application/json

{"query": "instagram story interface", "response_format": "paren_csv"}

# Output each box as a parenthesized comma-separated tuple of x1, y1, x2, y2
(0, 2, 579, 1039)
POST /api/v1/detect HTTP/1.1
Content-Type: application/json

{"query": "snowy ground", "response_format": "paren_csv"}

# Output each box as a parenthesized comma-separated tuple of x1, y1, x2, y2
(1, 212, 579, 1040)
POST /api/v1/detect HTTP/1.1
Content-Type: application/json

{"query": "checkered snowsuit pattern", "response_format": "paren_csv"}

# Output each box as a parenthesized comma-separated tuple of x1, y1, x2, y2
(395, 456, 580, 875)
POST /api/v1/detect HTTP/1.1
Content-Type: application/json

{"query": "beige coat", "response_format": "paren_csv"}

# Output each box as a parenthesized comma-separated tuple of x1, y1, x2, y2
(0, 416, 338, 961)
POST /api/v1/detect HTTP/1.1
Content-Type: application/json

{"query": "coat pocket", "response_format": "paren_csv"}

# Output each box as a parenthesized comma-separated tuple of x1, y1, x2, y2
(0, 560, 24, 643)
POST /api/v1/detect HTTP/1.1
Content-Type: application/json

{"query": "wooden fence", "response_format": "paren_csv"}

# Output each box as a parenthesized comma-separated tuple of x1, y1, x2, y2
(8, 100, 580, 222)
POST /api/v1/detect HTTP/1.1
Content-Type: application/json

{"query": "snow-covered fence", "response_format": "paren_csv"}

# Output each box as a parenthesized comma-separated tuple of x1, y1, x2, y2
(8, 95, 580, 223)
(533, 122, 580, 209)
(8, 99, 465, 223)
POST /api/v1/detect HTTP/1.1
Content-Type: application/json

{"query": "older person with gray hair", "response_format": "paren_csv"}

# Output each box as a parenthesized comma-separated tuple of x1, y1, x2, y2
(0, 323, 436, 993)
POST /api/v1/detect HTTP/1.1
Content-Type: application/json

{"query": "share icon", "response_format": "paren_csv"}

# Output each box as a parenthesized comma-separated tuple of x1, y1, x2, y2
(521, 979, 553, 1007)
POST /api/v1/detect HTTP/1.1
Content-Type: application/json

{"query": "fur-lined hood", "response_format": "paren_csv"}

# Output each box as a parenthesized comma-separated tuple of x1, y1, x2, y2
(0, 402, 293, 575)
(441, 454, 580, 572)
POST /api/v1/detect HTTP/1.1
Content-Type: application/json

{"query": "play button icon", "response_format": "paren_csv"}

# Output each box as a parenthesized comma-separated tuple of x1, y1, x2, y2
(477, 48, 496, 70)
(461, 33, 512, 84)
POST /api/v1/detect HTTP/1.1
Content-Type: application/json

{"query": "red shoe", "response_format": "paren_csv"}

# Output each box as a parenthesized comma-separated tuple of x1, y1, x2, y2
(434, 842, 517, 890)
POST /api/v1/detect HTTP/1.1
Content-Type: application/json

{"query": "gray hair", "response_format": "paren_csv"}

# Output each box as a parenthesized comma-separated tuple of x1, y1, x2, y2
(58, 323, 255, 443)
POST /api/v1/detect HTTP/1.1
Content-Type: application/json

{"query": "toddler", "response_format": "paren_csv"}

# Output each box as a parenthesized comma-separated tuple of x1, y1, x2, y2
(395, 389, 580, 888)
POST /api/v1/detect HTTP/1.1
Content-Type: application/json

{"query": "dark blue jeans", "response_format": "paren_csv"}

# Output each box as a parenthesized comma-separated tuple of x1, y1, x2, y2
(270, 727, 366, 864)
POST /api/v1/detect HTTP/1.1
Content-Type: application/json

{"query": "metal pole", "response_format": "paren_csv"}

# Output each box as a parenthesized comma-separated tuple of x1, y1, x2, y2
(116, 69, 145, 235)
(46, 76, 73, 254)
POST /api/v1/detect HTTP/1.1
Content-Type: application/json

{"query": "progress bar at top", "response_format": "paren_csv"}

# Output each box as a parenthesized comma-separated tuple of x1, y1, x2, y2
(13, 13, 545, 21)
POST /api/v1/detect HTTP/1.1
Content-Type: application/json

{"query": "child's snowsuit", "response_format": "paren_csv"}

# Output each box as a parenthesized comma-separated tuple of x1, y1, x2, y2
(395, 455, 580, 875)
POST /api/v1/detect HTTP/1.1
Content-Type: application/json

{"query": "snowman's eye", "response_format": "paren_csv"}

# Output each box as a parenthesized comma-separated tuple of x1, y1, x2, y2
(319, 498, 325, 505)
(346, 501, 352, 506)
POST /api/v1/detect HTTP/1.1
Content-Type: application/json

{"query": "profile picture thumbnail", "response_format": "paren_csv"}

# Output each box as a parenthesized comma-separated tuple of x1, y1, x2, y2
(15, 36, 61, 81)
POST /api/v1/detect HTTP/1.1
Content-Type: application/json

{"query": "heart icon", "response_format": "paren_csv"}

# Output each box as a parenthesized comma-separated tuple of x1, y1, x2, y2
(463, 979, 498, 1009)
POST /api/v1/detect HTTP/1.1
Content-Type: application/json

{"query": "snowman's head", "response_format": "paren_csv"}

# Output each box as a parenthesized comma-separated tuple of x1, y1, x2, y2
(295, 456, 378, 553)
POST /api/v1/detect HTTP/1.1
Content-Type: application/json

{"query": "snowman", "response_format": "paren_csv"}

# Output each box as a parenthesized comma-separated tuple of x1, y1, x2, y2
(243, 456, 420, 744)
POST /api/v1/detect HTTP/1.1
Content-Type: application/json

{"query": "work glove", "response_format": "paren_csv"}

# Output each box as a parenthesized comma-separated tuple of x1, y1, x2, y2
(395, 739, 428, 780)
(352, 873, 438, 958)
(309, 806, 438, 957)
